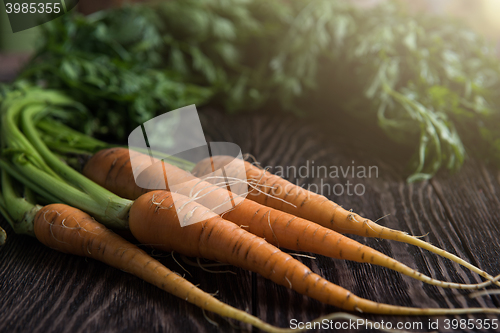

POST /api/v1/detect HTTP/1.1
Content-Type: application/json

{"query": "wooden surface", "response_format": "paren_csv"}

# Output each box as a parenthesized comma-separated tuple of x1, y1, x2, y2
(1, 58, 500, 333)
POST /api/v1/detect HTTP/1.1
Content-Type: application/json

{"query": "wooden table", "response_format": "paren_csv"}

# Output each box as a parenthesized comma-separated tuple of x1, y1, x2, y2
(1, 57, 500, 333)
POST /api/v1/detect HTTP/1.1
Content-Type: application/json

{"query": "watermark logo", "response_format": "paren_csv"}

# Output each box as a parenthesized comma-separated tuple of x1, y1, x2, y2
(128, 105, 248, 227)
(255, 160, 379, 197)
(2, 0, 78, 33)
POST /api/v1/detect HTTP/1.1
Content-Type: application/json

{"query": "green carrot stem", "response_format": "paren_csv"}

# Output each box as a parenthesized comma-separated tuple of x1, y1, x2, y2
(0, 194, 15, 233)
(1, 93, 60, 180)
(23, 186, 36, 204)
(36, 119, 195, 171)
(20, 104, 133, 224)
(0, 158, 62, 204)
(129, 147, 196, 171)
(0, 170, 40, 236)
(36, 119, 109, 152)
(12, 158, 131, 229)
(44, 143, 97, 155)
(1, 87, 131, 228)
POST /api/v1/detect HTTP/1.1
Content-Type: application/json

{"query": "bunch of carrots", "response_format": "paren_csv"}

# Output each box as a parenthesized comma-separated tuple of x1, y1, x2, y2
(1, 86, 500, 331)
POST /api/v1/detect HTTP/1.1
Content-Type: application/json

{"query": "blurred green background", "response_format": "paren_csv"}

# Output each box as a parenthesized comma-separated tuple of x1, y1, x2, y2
(2, 0, 500, 53)
(0, 4, 40, 52)
(0, 0, 83, 51)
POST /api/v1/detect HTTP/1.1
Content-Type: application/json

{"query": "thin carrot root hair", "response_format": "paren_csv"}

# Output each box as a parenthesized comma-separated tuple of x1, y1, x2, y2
(191, 174, 298, 209)
(170, 251, 193, 277)
(195, 257, 237, 275)
(469, 289, 500, 299)
(191, 155, 500, 288)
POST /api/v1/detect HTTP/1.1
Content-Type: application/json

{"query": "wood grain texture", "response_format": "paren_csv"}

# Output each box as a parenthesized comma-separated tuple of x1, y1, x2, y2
(1, 108, 499, 333)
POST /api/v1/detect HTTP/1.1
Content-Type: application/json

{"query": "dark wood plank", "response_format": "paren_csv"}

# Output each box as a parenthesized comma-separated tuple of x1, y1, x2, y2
(1, 108, 499, 333)
(431, 160, 500, 304)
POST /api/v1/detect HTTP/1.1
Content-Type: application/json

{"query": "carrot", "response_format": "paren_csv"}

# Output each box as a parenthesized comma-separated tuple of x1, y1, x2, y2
(33, 203, 301, 332)
(192, 155, 500, 286)
(128, 190, 500, 315)
(83, 147, 499, 288)
(220, 199, 499, 289)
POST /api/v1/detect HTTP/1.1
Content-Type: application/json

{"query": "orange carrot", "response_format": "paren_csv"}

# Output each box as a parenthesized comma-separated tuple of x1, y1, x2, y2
(220, 198, 497, 289)
(33, 203, 303, 333)
(82, 147, 196, 200)
(127, 190, 500, 315)
(83, 148, 499, 288)
(192, 155, 500, 285)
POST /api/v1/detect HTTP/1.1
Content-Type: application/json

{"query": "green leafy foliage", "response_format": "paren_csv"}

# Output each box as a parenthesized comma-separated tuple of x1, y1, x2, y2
(264, 1, 500, 180)
(20, 6, 213, 139)
(18, 0, 500, 180)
